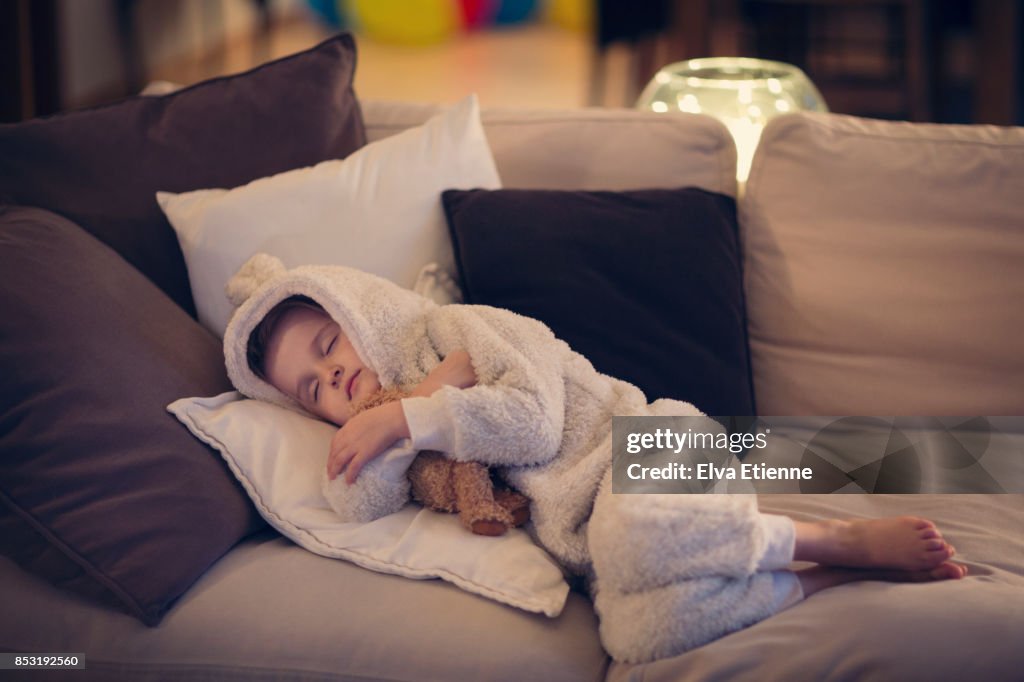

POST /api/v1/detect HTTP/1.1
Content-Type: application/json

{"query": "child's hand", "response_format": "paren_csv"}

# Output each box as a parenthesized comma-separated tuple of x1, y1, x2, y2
(411, 349, 478, 398)
(327, 401, 410, 484)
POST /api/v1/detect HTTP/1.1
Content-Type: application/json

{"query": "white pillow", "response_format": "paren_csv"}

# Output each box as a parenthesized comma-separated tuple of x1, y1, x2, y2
(168, 392, 570, 617)
(157, 94, 500, 337)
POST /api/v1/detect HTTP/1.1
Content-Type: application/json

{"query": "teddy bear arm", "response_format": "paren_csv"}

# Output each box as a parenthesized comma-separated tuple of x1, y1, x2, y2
(408, 451, 458, 512)
(451, 461, 515, 536)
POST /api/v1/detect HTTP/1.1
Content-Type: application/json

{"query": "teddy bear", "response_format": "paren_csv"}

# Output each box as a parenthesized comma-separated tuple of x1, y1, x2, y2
(354, 387, 531, 536)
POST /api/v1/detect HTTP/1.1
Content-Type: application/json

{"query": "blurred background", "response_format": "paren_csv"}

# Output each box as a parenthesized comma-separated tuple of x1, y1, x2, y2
(2, 0, 1021, 125)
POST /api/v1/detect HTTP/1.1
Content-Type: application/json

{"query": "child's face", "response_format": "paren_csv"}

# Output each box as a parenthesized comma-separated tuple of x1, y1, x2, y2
(263, 306, 381, 426)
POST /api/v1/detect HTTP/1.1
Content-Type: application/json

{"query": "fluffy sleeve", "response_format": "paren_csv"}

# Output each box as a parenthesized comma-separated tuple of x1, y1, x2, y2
(400, 305, 569, 467)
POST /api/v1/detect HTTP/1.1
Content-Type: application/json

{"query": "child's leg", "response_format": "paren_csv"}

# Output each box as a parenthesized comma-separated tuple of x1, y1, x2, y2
(790, 516, 957, 571)
(757, 513, 798, 571)
(588, 479, 782, 593)
(759, 513, 969, 601)
(794, 562, 968, 598)
(587, 473, 968, 663)
(589, 484, 964, 585)
(588, 473, 801, 661)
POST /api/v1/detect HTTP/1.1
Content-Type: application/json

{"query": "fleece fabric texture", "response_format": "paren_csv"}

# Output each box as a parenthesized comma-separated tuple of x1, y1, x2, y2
(223, 254, 790, 662)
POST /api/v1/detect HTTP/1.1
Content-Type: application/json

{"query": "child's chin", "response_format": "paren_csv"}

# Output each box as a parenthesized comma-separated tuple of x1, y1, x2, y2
(361, 380, 382, 400)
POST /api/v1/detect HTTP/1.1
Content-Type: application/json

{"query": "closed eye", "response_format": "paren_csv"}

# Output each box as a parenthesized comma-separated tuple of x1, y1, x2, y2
(325, 334, 338, 356)
(312, 380, 319, 403)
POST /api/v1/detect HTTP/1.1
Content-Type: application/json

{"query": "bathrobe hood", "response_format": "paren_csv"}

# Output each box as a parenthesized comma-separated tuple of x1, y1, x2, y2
(223, 253, 435, 414)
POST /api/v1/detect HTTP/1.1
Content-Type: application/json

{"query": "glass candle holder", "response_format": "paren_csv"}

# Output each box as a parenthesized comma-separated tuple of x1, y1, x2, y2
(637, 57, 828, 182)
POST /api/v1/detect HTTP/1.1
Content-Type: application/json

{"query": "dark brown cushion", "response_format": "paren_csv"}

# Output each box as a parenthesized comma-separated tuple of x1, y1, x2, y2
(0, 33, 365, 316)
(0, 206, 265, 625)
(443, 188, 755, 416)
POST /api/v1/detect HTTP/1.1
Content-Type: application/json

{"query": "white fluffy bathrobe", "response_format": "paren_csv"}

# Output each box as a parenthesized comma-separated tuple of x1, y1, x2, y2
(223, 254, 799, 663)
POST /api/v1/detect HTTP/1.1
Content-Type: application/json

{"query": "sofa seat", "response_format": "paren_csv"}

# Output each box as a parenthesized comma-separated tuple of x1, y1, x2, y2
(0, 530, 607, 682)
(4, 492, 1021, 681)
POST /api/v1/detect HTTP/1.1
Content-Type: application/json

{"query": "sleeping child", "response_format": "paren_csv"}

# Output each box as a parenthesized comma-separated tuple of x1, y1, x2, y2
(222, 253, 967, 663)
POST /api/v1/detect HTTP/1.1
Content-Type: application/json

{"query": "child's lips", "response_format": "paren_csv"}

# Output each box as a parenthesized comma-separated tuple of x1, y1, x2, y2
(346, 370, 359, 400)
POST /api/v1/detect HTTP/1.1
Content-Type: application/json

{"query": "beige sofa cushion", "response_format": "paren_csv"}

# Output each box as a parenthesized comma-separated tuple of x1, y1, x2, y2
(0, 534, 608, 682)
(742, 112, 1024, 415)
(362, 100, 737, 196)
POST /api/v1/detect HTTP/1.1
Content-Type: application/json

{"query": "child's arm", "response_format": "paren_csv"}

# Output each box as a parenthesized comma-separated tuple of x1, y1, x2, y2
(327, 350, 477, 484)
(400, 305, 568, 469)
(326, 401, 409, 484)
(409, 350, 477, 398)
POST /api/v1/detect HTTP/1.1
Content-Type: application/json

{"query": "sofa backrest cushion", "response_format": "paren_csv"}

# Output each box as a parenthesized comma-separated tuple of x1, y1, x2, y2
(742, 112, 1024, 415)
(361, 101, 737, 196)
(0, 206, 265, 625)
(0, 34, 365, 317)
(444, 187, 753, 415)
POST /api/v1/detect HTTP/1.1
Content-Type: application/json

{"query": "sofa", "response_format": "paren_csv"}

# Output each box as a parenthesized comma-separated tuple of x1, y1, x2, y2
(1, 36, 1022, 682)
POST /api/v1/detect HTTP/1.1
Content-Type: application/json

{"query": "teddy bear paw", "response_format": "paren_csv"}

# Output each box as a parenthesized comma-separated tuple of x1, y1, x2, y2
(494, 489, 531, 527)
(462, 503, 514, 536)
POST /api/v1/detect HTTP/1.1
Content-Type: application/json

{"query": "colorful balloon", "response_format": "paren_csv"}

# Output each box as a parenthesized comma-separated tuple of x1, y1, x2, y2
(349, 0, 459, 45)
(305, 0, 345, 28)
(494, 0, 537, 24)
(545, 0, 592, 32)
(459, 0, 497, 29)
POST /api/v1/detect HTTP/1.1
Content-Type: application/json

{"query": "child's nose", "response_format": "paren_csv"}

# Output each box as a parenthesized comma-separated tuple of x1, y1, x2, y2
(328, 367, 342, 389)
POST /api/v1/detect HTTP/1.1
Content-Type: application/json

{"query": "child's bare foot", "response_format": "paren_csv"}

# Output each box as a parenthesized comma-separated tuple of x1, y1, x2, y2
(793, 516, 956, 571)
(796, 561, 968, 598)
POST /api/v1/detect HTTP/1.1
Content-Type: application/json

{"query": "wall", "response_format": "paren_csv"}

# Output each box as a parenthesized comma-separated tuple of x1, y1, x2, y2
(58, 0, 299, 108)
